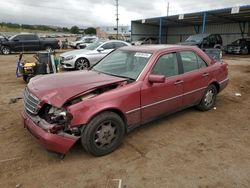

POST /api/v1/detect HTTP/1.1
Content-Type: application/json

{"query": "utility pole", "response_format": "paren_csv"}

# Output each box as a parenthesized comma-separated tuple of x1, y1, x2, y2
(167, 2, 169, 16)
(115, 0, 119, 39)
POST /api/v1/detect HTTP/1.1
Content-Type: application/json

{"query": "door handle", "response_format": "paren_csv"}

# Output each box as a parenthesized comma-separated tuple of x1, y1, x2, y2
(174, 80, 184, 85)
(202, 72, 209, 77)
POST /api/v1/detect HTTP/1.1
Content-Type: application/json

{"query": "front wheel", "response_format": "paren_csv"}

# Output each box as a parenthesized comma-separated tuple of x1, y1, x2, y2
(75, 58, 89, 70)
(197, 85, 217, 111)
(1, 46, 11, 55)
(81, 112, 125, 156)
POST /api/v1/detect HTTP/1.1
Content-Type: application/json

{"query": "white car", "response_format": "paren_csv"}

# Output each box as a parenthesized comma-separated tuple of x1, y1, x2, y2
(69, 36, 98, 49)
(60, 40, 130, 70)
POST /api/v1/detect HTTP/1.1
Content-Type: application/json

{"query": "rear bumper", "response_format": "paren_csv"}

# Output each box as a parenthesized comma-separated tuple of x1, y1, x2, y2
(219, 78, 229, 92)
(22, 111, 79, 154)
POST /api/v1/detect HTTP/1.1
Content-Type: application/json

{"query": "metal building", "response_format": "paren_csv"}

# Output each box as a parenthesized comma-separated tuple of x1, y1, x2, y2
(131, 5, 250, 45)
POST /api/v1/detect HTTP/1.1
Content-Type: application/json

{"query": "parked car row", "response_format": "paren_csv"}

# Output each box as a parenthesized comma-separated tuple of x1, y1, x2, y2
(131, 34, 250, 55)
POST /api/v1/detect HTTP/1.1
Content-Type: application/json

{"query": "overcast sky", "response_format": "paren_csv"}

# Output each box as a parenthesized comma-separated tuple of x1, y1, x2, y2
(0, 0, 249, 27)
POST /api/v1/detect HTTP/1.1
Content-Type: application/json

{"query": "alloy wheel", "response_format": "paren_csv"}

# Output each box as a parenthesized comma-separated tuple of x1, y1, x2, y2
(204, 89, 214, 107)
(94, 121, 117, 148)
(76, 59, 89, 70)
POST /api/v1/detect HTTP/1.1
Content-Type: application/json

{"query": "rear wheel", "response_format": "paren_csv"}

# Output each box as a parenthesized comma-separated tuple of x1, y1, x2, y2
(81, 111, 125, 156)
(197, 85, 217, 111)
(75, 58, 89, 70)
(1, 46, 11, 55)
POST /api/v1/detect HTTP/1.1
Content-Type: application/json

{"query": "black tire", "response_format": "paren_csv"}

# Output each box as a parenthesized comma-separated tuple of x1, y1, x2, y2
(1, 46, 11, 55)
(197, 85, 217, 111)
(75, 58, 89, 70)
(23, 75, 33, 83)
(81, 111, 125, 156)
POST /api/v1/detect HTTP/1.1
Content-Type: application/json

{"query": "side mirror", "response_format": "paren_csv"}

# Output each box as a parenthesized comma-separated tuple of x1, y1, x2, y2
(97, 47, 104, 52)
(148, 74, 165, 84)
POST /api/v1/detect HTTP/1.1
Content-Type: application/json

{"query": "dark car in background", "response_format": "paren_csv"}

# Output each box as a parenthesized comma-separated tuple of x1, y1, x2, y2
(225, 38, 250, 54)
(0, 33, 60, 55)
(179, 34, 223, 49)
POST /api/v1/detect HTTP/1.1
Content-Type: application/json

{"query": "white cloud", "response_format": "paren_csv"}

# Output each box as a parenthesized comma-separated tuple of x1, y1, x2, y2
(0, 0, 249, 27)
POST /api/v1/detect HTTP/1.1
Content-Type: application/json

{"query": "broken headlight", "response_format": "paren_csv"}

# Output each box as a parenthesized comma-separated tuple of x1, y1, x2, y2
(47, 106, 72, 124)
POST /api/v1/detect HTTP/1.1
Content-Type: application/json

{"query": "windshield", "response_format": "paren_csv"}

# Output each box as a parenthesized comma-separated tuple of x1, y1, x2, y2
(84, 38, 97, 43)
(186, 34, 209, 43)
(9, 35, 18, 41)
(85, 41, 104, 50)
(92, 50, 152, 80)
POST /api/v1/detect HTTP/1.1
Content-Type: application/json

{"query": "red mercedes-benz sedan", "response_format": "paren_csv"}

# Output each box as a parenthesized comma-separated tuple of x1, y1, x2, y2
(22, 45, 229, 156)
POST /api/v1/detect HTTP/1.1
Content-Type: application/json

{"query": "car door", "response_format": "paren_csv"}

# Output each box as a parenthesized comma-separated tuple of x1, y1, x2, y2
(178, 50, 211, 107)
(21, 35, 40, 51)
(11, 35, 23, 51)
(140, 52, 183, 123)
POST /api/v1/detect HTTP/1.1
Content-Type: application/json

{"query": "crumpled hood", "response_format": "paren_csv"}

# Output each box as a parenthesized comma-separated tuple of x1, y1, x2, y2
(60, 49, 93, 57)
(27, 70, 126, 107)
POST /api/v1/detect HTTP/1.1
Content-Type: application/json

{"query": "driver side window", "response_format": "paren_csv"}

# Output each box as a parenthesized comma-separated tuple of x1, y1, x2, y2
(152, 53, 179, 77)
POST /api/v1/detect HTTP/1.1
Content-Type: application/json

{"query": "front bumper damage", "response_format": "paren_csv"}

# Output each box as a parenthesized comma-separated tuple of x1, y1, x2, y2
(22, 111, 80, 155)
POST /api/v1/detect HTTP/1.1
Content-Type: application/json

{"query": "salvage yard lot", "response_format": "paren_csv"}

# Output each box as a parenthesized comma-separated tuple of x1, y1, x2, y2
(0, 53, 250, 188)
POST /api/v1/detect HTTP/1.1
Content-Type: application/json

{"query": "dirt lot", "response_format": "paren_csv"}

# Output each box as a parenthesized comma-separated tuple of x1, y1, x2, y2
(0, 52, 249, 188)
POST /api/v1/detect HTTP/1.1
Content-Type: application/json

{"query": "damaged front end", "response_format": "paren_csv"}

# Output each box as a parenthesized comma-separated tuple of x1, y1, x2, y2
(22, 81, 127, 156)
(23, 88, 80, 155)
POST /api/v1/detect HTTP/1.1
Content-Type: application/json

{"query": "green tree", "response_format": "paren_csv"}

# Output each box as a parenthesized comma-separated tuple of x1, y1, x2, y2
(84, 27, 96, 35)
(70, 26, 80, 34)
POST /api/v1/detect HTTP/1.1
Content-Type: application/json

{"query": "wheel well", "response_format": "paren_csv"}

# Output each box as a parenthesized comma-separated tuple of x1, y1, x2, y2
(1, 45, 10, 49)
(88, 109, 128, 130)
(210, 82, 220, 93)
(214, 45, 221, 49)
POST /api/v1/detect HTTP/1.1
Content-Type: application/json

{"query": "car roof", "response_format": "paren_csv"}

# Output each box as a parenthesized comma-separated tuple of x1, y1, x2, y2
(119, 44, 201, 53)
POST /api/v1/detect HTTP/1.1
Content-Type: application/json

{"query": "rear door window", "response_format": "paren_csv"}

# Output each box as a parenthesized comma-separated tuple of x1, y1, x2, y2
(114, 42, 127, 48)
(101, 42, 115, 50)
(179, 51, 199, 73)
(24, 35, 38, 40)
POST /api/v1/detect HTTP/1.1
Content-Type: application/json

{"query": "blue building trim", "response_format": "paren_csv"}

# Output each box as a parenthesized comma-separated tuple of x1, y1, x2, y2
(202, 12, 207, 33)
